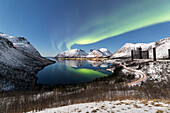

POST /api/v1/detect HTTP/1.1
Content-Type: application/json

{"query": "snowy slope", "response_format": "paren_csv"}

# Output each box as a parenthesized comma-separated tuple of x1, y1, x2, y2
(0, 37, 51, 67)
(55, 48, 112, 58)
(110, 43, 154, 58)
(28, 100, 170, 113)
(0, 37, 26, 66)
(148, 37, 170, 58)
(0, 35, 54, 91)
(0, 33, 41, 57)
(87, 48, 112, 58)
(55, 49, 88, 58)
(111, 37, 170, 59)
(87, 49, 103, 58)
(99, 48, 112, 56)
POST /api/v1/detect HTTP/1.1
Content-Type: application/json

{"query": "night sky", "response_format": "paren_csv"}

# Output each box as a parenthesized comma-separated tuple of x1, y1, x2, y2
(0, 0, 170, 56)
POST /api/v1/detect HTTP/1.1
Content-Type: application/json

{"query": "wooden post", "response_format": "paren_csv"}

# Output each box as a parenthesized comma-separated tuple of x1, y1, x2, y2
(139, 50, 142, 59)
(153, 48, 156, 61)
(168, 49, 170, 59)
(139, 47, 142, 59)
(131, 50, 134, 61)
(147, 50, 149, 59)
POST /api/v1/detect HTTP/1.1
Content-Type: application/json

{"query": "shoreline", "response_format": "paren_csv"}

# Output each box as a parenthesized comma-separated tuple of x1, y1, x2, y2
(55, 57, 109, 61)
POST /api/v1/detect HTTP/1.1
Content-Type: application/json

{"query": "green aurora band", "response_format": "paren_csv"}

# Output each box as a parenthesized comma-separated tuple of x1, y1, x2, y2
(52, 0, 170, 50)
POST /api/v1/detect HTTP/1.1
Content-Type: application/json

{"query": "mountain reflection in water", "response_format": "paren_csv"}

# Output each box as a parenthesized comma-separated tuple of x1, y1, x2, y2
(36, 59, 112, 85)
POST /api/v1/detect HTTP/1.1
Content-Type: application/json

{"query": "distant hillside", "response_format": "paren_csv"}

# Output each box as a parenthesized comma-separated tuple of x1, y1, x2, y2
(110, 37, 170, 59)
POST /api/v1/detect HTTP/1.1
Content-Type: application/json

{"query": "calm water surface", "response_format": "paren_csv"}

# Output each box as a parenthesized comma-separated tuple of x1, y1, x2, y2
(36, 58, 112, 85)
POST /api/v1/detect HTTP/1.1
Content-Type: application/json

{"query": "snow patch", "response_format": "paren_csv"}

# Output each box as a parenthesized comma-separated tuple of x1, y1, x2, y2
(28, 100, 170, 113)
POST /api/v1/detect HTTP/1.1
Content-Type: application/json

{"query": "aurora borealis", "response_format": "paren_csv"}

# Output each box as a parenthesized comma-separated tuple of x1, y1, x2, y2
(50, 0, 170, 52)
(1, 0, 170, 56)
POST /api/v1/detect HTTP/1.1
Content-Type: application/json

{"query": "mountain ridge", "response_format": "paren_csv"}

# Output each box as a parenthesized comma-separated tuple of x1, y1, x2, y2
(0, 33, 41, 57)
(0, 33, 54, 91)
(55, 48, 112, 58)
(110, 37, 170, 59)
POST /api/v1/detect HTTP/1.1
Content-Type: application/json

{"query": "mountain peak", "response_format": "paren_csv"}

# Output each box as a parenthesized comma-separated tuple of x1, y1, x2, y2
(0, 32, 41, 57)
(55, 49, 88, 58)
(87, 48, 112, 58)
(0, 36, 14, 48)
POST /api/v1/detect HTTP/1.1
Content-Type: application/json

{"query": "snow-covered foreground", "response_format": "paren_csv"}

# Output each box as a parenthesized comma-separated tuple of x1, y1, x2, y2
(28, 100, 170, 113)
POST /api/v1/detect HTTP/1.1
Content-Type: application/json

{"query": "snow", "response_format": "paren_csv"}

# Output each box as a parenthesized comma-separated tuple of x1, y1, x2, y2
(140, 61, 170, 83)
(13, 43, 41, 57)
(28, 100, 170, 113)
(87, 49, 103, 58)
(100, 64, 109, 67)
(99, 48, 112, 56)
(87, 48, 112, 58)
(56, 49, 88, 58)
(0, 38, 25, 66)
(56, 48, 112, 58)
(0, 32, 41, 57)
(149, 37, 170, 58)
(110, 42, 154, 58)
(0, 33, 53, 91)
(111, 37, 170, 59)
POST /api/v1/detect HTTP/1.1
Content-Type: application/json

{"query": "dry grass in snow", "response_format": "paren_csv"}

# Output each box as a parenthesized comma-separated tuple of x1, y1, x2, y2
(28, 99, 170, 113)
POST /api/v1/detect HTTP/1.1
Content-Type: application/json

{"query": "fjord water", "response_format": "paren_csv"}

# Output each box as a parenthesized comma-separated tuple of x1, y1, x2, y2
(36, 58, 112, 85)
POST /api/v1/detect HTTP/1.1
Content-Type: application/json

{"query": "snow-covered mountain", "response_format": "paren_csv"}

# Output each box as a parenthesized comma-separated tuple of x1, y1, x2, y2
(99, 48, 112, 56)
(110, 37, 170, 59)
(148, 37, 170, 58)
(87, 48, 112, 58)
(87, 49, 103, 58)
(0, 33, 41, 57)
(110, 43, 154, 58)
(0, 34, 54, 91)
(55, 49, 88, 58)
(55, 48, 112, 58)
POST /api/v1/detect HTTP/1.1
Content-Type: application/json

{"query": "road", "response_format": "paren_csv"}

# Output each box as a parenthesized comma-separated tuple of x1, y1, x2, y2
(120, 64, 147, 86)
